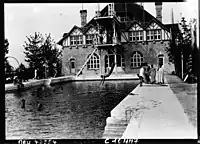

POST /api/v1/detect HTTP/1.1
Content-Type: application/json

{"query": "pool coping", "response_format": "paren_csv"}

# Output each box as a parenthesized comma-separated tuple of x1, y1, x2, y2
(5, 74, 139, 93)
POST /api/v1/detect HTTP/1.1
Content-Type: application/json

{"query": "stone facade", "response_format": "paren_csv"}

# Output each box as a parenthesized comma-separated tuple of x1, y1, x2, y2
(58, 3, 176, 77)
(61, 40, 174, 76)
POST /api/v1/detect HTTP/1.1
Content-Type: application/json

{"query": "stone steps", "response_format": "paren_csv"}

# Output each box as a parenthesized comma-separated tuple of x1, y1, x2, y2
(102, 117, 128, 139)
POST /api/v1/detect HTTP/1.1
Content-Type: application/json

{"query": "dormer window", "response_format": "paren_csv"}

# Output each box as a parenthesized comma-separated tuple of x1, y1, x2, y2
(154, 29, 161, 40)
(129, 31, 143, 42)
(86, 34, 97, 45)
(70, 35, 83, 45)
(146, 29, 161, 41)
(146, 22, 162, 41)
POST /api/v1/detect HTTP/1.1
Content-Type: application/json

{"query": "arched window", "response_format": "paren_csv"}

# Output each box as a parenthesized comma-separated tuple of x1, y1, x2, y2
(87, 53, 100, 69)
(70, 58, 75, 69)
(131, 51, 144, 68)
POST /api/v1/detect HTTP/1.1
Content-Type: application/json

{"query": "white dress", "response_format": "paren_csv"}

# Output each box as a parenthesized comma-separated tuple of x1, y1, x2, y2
(157, 66, 164, 83)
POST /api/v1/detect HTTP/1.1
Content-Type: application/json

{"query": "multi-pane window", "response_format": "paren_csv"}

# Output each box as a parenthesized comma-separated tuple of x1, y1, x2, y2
(86, 34, 96, 44)
(129, 31, 143, 42)
(70, 36, 76, 45)
(70, 35, 83, 45)
(146, 30, 161, 40)
(87, 53, 100, 69)
(131, 51, 144, 68)
(154, 30, 161, 40)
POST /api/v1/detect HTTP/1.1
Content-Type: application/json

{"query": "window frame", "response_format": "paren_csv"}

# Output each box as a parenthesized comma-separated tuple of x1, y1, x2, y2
(86, 34, 97, 45)
(129, 30, 143, 42)
(146, 29, 162, 41)
(87, 53, 100, 70)
(131, 51, 144, 68)
(70, 35, 83, 45)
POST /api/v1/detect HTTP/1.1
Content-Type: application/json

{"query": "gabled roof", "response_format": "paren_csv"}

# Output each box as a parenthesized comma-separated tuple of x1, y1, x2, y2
(114, 3, 168, 30)
(57, 5, 109, 45)
(68, 25, 83, 35)
(83, 24, 98, 34)
(144, 18, 168, 31)
(126, 20, 145, 31)
(57, 25, 83, 45)
(58, 3, 177, 45)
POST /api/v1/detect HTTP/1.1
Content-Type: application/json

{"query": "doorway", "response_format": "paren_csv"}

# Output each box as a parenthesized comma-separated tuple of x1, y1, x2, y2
(70, 58, 76, 74)
(158, 54, 164, 68)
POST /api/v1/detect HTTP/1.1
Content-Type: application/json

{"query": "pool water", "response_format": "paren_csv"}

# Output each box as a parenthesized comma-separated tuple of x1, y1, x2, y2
(5, 80, 138, 139)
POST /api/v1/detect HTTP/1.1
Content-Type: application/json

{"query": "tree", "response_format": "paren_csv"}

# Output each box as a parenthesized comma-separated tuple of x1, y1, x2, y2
(165, 24, 182, 77)
(23, 32, 62, 78)
(4, 38, 14, 75)
(166, 17, 197, 82)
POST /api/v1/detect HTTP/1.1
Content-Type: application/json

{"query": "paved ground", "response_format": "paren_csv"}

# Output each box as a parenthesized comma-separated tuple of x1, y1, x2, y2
(165, 74, 197, 129)
(121, 74, 197, 139)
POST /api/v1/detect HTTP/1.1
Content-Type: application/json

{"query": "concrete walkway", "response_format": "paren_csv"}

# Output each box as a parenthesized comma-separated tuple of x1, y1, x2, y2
(121, 75, 197, 139)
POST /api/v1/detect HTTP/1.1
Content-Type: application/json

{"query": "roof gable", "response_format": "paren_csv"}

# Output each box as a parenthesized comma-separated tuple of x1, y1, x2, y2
(85, 26, 98, 34)
(70, 26, 83, 35)
(146, 22, 161, 30)
(144, 18, 167, 30)
(127, 21, 144, 31)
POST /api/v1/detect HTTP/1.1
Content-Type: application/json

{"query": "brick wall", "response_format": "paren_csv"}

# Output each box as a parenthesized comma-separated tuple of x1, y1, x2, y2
(62, 40, 175, 76)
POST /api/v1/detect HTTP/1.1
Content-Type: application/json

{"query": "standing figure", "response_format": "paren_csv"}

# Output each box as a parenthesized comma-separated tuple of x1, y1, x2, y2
(54, 68, 57, 78)
(150, 64, 156, 84)
(137, 63, 145, 86)
(34, 69, 38, 79)
(143, 63, 150, 84)
(157, 65, 164, 84)
(159, 65, 165, 84)
(21, 99, 25, 109)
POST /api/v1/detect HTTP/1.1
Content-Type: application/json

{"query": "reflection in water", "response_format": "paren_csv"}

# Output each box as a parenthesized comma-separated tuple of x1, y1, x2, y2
(5, 80, 138, 139)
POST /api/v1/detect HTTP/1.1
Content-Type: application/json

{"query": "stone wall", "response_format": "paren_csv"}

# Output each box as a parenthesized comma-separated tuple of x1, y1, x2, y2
(62, 40, 175, 76)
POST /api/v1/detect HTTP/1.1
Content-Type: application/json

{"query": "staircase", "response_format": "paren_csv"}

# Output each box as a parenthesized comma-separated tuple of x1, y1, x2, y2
(76, 47, 98, 77)
(102, 117, 128, 139)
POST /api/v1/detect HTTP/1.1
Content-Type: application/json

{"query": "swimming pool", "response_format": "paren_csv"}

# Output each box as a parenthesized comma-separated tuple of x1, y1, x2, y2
(5, 80, 138, 139)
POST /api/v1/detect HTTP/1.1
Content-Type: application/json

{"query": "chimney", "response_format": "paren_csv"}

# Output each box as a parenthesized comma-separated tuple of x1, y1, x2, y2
(155, 2, 162, 22)
(80, 10, 87, 27)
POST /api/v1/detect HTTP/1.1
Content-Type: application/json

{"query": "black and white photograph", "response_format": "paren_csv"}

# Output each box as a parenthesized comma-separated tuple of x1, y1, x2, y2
(5, 1, 199, 140)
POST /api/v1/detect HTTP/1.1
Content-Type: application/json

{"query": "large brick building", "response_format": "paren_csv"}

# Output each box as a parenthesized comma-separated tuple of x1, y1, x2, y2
(58, 3, 179, 77)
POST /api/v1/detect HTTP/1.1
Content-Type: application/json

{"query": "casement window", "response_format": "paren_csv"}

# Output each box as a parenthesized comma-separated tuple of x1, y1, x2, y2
(87, 53, 100, 69)
(76, 35, 83, 45)
(86, 34, 96, 44)
(129, 31, 143, 42)
(70, 36, 76, 45)
(70, 35, 83, 45)
(154, 30, 161, 40)
(146, 30, 161, 41)
(131, 51, 144, 68)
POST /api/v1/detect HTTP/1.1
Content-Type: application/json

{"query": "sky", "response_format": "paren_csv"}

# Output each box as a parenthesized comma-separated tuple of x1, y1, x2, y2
(4, 1, 198, 68)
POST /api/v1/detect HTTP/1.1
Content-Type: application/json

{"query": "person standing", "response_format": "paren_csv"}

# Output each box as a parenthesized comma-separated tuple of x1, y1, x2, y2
(137, 63, 145, 86)
(157, 65, 164, 84)
(143, 63, 150, 83)
(150, 64, 156, 84)
(159, 65, 165, 84)
(34, 68, 38, 79)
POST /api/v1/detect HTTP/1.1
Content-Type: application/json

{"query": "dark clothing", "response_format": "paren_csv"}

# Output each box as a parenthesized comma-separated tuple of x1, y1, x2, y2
(137, 74, 144, 86)
(150, 67, 156, 83)
(143, 66, 150, 83)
